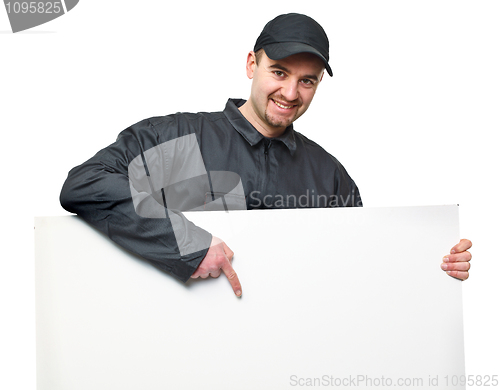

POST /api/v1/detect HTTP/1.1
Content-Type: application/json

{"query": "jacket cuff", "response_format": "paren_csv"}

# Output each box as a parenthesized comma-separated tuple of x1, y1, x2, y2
(171, 244, 211, 283)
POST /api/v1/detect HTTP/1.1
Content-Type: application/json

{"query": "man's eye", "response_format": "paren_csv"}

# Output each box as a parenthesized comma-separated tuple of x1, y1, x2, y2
(301, 79, 313, 85)
(274, 71, 285, 77)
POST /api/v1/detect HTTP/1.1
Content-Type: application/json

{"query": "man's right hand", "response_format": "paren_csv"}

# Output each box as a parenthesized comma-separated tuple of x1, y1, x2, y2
(191, 236, 242, 297)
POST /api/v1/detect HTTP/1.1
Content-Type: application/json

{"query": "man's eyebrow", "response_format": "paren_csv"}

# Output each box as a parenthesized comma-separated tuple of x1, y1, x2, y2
(268, 63, 320, 82)
(269, 63, 291, 73)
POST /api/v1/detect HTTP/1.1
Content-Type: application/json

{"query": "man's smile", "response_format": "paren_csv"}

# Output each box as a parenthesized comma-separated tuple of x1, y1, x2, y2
(271, 98, 296, 110)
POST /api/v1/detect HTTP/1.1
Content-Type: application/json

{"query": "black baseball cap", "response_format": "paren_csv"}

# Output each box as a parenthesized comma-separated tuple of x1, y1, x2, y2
(254, 13, 333, 77)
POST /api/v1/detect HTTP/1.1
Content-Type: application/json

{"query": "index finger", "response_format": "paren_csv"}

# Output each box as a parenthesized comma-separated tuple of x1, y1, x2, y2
(451, 239, 472, 254)
(221, 260, 242, 298)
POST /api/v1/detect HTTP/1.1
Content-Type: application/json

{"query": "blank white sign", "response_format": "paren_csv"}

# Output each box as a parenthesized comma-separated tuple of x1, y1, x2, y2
(35, 206, 465, 389)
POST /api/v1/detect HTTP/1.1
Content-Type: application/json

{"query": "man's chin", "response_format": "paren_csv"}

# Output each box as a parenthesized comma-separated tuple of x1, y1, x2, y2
(264, 114, 294, 130)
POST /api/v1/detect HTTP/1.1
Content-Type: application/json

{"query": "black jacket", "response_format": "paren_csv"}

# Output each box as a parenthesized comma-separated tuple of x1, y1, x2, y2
(60, 99, 362, 282)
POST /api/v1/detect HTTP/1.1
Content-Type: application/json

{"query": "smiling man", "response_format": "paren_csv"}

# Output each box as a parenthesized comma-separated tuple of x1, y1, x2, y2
(240, 50, 325, 137)
(60, 13, 472, 297)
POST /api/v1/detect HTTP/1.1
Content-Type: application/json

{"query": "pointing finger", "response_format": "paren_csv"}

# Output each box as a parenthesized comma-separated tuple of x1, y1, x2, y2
(221, 260, 242, 297)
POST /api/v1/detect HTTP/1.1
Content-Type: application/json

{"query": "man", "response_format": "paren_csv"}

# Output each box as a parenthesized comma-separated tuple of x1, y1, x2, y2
(60, 13, 472, 298)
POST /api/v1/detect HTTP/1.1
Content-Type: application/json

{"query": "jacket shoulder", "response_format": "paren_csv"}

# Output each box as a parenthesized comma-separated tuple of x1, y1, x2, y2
(116, 110, 225, 143)
(293, 130, 343, 166)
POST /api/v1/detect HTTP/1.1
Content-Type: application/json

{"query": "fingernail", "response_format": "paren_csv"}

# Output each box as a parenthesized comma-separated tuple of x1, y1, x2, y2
(236, 290, 242, 297)
(451, 249, 456, 254)
(441, 263, 448, 270)
(443, 256, 449, 263)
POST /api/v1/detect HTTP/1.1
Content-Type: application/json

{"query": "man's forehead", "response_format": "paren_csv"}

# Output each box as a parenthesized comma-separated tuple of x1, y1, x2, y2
(263, 52, 325, 77)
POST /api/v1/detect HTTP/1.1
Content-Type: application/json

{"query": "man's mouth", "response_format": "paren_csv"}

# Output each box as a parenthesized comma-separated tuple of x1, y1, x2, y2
(272, 99, 295, 109)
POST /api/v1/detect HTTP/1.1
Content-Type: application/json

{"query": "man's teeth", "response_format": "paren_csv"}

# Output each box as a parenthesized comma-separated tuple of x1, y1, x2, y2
(274, 100, 293, 109)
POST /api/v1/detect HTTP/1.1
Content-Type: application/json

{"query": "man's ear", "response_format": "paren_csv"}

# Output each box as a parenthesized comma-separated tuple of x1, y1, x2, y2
(246, 51, 257, 79)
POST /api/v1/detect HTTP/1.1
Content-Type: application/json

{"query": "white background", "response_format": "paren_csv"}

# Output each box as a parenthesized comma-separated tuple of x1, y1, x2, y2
(1, 0, 499, 388)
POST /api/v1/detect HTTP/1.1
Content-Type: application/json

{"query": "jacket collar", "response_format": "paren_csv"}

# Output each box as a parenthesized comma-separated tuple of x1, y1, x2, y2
(223, 98, 297, 156)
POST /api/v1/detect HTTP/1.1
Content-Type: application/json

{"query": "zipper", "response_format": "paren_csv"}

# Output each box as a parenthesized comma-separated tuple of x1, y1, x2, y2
(264, 139, 272, 160)
(257, 138, 273, 208)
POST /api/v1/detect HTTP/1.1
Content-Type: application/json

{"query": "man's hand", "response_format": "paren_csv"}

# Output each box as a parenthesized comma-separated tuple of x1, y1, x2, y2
(191, 236, 242, 297)
(441, 239, 472, 280)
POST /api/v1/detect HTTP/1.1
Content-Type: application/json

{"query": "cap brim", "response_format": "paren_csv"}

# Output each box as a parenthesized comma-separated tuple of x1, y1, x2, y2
(262, 42, 333, 76)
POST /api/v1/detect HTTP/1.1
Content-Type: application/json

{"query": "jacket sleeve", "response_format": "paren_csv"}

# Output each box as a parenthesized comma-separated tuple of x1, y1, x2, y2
(59, 118, 212, 282)
(329, 155, 363, 208)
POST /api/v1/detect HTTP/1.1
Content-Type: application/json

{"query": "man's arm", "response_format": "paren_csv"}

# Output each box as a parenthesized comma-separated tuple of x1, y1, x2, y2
(60, 119, 212, 283)
(441, 239, 472, 280)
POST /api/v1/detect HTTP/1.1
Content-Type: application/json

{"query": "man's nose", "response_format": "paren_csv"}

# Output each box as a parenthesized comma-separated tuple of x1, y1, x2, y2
(281, 79, 299, 102)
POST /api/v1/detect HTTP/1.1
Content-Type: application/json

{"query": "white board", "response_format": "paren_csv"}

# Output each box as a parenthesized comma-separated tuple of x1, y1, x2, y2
(35, 206, 465, 389)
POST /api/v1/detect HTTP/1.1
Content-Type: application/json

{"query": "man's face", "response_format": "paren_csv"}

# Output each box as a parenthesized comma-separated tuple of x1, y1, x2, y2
(244, 50, 325, 136)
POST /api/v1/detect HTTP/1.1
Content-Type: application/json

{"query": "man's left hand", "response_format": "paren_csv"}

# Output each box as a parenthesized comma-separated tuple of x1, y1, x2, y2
(441, 239, 472, 280)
